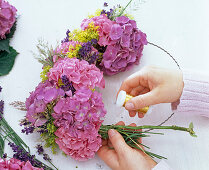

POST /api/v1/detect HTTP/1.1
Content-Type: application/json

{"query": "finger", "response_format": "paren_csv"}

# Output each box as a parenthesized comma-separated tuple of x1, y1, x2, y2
(118, 71, 146, 95)
(115, 121, 125, 126)
(138, 88, 150, 95)
(129, 86, 146, 96)
(107, 121, 125, 148)
(97, 146, 119, 169)
(108, 140, 113, 148)
(138, 112, 145, 118)
(125, 89, 159, 110)
(129, 110, 137, 117)
(129, 123, 136, 127)
(108, 129, 130, 156)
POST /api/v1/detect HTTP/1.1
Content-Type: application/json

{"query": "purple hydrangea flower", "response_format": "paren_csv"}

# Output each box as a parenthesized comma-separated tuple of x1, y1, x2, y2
(0, 0, 17, 39)
(25, 80, 65, 127)
(100, 16, 148, 75)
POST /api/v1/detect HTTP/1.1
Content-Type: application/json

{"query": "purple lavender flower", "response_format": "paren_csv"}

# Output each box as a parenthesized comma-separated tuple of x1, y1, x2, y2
(21, 126, 35, 135)
(61, 75, 76, 95)
(0, 100, 4, 120)
(43, 153, 51, 161)
(100, 8, 114, 19)
(8, 142, 44, 168)
(36, 144, 44, 155)
(61, 29, 70, 43)
(104, 2, 108, 7)
(3, 153, 7, 158)
(78, 41, 99, 64)
(20, 118, 31, 126)
(91, 38, 98, 45)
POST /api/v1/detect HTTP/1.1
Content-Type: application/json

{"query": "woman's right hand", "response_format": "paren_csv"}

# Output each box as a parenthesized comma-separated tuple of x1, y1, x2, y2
(118, 66, 184, 118)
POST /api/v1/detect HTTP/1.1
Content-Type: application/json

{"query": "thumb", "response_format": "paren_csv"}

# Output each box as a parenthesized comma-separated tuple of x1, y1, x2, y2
(108, 129, 130, 156)
(125, 88, 159, 110)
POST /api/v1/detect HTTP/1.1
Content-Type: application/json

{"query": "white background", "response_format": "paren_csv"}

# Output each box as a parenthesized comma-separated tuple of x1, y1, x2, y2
(1, 0, 209, 169)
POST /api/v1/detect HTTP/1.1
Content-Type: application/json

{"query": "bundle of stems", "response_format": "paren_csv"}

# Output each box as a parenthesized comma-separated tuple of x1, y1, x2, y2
(99, 122, 196, 159)
(0, 117, 57, 170)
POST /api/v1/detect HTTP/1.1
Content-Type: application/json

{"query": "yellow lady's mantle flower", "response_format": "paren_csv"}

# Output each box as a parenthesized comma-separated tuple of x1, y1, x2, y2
(40, 65, 52, 82)
(67, 44, 82, 59)
(88, 9, 102, 18)
(68, 22, 99, 43)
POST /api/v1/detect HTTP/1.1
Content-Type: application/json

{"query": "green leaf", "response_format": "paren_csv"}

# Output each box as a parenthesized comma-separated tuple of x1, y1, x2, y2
(0, 39, 10, 52)
(0, 21, 17, 53)
(0, 47, 18, 76)
(6, 21, 17, 39)
(0, 135, 5, 158)
(189, 122, 194, 129)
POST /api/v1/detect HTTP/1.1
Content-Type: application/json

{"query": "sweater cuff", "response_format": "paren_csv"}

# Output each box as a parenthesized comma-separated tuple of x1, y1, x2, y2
(152, 160, 173, 170)
(172, 70, 209, 117)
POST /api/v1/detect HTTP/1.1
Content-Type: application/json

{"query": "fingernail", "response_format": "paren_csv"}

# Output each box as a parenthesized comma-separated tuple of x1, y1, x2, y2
(125, 102, 134, 110)
(108, 129, 116, 138)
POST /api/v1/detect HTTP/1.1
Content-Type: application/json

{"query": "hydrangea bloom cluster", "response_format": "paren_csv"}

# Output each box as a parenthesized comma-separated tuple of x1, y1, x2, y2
(53, 88, 106, 160)
(25, 80, 65, 127)
(24, 57, 106, 161)
(0, 158, 43, 170)
(81, 15, 147, 75)
(47, 57, 105, 89)
(0, 0, 17, 39)
(37, 4, 147, 76)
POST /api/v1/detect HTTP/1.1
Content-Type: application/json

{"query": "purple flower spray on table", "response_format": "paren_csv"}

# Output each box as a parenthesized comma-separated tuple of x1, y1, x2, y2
(0, 86, 58, 170)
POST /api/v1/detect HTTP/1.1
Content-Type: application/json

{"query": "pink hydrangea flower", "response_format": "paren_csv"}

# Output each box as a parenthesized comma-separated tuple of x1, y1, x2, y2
(55, 126, 102, 161)
(47, 57, 105, 89)
(52, 88, 106, 161)
(0, 158, 43, 170)
(25, 80, 64, 127)
(100, 16, 148, 75)
(81, 14, 114, 46)
(0, 0, 17, 39)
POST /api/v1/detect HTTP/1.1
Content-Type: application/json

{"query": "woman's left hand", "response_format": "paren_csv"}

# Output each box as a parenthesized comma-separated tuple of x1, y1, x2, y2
(97, 121, 157, 170)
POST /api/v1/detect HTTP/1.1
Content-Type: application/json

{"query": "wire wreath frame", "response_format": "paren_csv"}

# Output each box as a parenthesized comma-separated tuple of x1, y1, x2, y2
(146, 41, 181, 129)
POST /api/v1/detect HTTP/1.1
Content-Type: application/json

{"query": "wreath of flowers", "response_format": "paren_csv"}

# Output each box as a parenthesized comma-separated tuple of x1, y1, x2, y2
(15, 1, 196, 164)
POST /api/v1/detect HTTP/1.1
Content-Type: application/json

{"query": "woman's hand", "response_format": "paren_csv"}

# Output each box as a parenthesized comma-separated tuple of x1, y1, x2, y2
(118, 66, 184, 118)
(97, 121, 157, 170)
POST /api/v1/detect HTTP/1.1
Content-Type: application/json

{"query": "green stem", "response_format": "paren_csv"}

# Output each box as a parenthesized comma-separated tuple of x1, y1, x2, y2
(1, 118, 30, 152)
(48, 160, 58, 170)
(100, 123, 196, 137)
(118, 0, 133, 17)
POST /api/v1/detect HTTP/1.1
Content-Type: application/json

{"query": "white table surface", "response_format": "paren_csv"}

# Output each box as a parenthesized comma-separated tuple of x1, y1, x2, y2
(1, 0, 209, 169)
